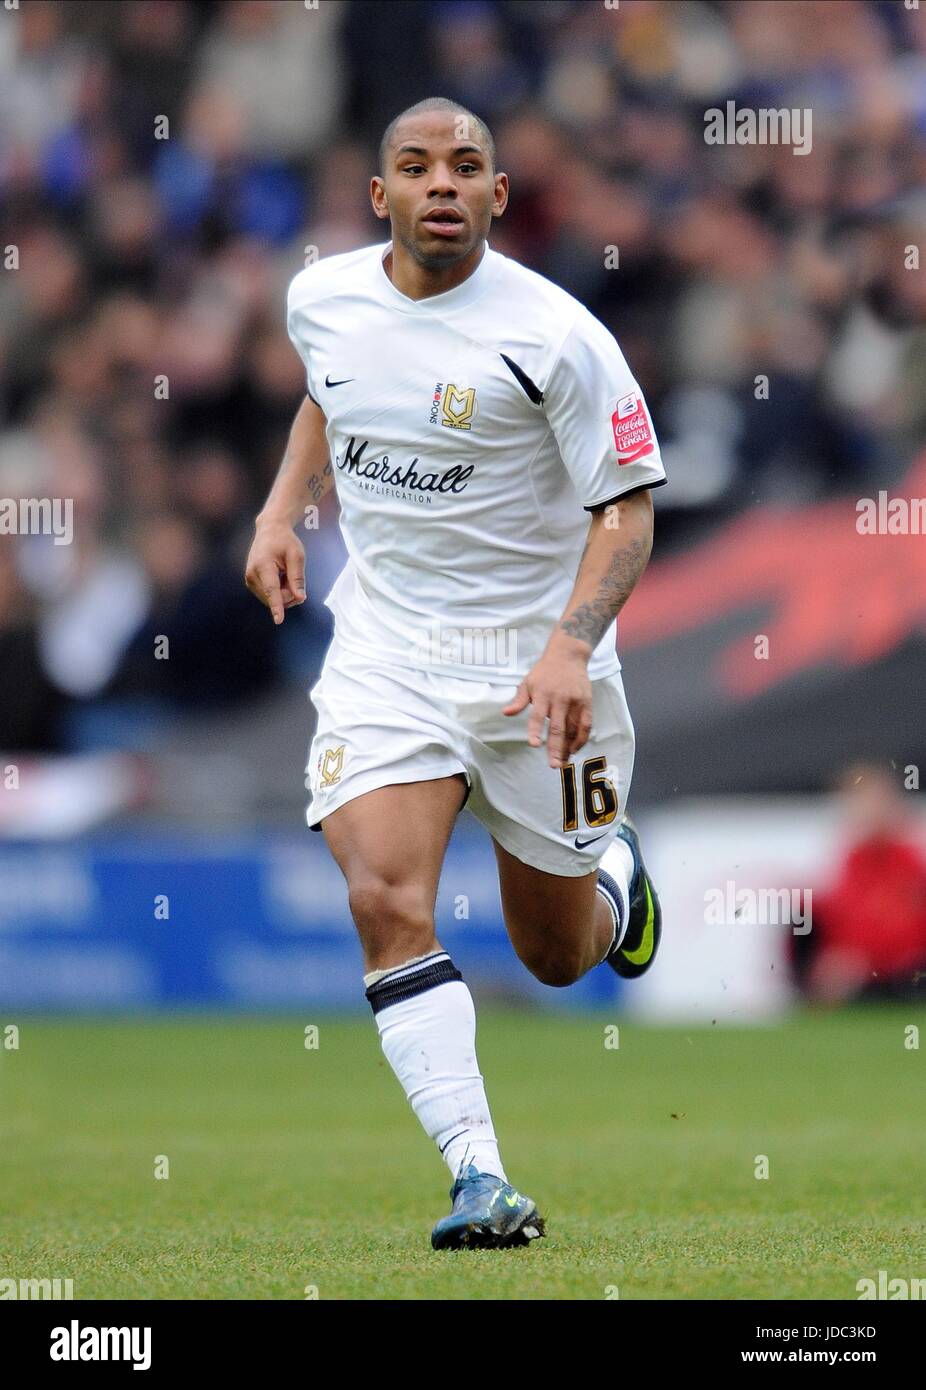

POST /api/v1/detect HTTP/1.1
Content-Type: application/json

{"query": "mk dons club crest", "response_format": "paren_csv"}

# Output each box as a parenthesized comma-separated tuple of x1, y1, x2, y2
(431, 383, 477, 430)
(318, 744, 345, 788)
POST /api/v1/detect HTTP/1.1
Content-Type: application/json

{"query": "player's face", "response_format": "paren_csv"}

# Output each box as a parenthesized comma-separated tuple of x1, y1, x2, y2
(373, 113, 507, 269)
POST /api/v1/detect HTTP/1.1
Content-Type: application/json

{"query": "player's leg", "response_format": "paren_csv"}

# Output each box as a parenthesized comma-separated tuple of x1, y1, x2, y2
(320, 774, 466, 973)
(465, 671, 661, 984)
(491, 841, 629, 985)
(321, 783, 536, 1228)
(493, 819, 660, 985)
(321, 776, 544, 1248)
(319, 776, 513, 1182)
(306, 641, 545, 1245)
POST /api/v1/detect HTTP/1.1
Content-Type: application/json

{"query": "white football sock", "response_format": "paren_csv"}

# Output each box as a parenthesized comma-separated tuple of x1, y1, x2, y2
(365, 951, 507, 1182)
(597, 836, 635, 958)
(363, 950, 437, 989)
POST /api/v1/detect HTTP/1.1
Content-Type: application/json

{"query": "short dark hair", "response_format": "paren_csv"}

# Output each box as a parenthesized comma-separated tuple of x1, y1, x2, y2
(379, 97, 496, 177)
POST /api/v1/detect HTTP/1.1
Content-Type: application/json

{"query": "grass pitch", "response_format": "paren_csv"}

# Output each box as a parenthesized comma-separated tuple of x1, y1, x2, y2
(1, 1007, 923, 1299)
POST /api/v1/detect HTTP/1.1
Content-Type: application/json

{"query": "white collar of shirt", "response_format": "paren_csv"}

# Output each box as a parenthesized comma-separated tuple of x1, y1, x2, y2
(374, 239, 496, 314)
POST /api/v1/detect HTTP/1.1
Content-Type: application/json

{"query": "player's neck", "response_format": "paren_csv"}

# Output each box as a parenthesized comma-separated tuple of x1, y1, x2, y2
(384, 241, 485, 302)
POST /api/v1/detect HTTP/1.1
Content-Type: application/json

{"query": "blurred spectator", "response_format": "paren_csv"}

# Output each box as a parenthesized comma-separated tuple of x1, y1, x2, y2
(196, 0, 345, 160)
(106, 509, 281, 712)
(0, 537, 64, 751)
(792, 764, 926, 1003)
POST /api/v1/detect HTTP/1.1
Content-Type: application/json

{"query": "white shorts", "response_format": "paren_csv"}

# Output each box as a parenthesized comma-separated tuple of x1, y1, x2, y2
(305, 637, 636, 877)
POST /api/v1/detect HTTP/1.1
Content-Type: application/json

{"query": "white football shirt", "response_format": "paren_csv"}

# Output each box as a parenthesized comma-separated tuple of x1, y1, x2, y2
(286, 240, 667, 682)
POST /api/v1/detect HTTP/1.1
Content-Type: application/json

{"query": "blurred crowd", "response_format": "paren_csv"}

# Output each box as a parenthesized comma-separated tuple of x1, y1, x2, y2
(2, 0, 926, 754)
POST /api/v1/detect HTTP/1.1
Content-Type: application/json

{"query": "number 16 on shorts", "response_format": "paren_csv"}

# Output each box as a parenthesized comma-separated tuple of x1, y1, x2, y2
(560, 755, 618, 832)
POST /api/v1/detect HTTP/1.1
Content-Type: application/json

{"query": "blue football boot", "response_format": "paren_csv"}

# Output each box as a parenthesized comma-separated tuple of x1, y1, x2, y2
(431, 1161, 545, 1251)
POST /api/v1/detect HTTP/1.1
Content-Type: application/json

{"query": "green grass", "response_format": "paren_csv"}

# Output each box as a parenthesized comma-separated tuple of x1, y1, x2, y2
(1, 1007, 923, 1299)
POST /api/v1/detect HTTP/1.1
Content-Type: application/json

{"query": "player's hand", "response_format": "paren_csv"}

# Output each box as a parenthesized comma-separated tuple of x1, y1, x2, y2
(502, 637, 594, 768)
(244, 517, 306, 625)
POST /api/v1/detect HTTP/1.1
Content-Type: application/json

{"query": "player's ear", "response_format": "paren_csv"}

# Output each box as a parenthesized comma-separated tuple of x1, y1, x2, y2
(492, 173, 509, 217)
(370, 177, 390, 220)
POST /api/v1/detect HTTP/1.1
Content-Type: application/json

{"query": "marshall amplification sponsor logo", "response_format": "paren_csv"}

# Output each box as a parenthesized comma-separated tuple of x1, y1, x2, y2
(336, 436, 474, 504)
(318, 745, 345, 788)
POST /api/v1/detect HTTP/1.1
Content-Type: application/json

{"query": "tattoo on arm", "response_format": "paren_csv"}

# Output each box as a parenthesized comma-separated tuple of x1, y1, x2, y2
(560, 535, 651, 648)
(305, 459, 332, 503)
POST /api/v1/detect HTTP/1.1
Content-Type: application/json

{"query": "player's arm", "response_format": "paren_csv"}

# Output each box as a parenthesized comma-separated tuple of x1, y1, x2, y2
(504, 304, 666, 767)
(244, 394, 332, 625)
(504, 489, 654, 768)
(558, 489, 654, 652)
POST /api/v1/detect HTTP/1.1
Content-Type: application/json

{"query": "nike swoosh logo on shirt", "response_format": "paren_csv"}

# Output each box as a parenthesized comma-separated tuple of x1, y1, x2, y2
(325, 374, 354, 387)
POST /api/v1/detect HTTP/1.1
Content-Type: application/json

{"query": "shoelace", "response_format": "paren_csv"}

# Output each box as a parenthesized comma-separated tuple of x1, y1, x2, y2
(453, 1142, 474, 1193)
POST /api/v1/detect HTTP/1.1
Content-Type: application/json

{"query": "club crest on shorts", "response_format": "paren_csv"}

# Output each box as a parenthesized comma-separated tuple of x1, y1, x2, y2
(318, 744, 345, 787)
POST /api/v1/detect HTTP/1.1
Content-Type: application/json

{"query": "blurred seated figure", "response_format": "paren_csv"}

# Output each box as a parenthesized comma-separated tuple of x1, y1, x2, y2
(793, 764, 926, 1003)
(107, 510, 280, 712)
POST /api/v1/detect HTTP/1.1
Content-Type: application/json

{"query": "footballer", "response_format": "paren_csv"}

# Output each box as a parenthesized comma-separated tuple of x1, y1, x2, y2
(245, 98, 666, 1250)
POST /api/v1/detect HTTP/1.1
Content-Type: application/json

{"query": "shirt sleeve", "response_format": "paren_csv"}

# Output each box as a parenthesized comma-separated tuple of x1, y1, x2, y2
(542, 307, 667, 509)
(286, 271, 321, 405)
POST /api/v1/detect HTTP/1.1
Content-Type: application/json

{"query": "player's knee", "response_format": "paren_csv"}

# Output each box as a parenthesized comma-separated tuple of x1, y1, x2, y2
(347, 877, 433, 954)
(518, 942, 586, 988)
